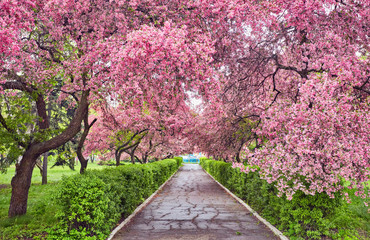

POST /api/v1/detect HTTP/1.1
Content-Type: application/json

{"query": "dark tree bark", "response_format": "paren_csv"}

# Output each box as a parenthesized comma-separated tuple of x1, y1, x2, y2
(76, 113, 97, 174)
(134, 155, 142, 164)
(114, 129, 147, 166)
(128, 144, 139, 164)
(162, 153, 174, 160)
(235, 153, 241, 163)
(140, 139, 163, 164)
(114, 141, 139, 166)
(115, 150, 123, 166)
(9, 150, 38, 217)
(41, 101, 52, 184)
(142, 155, 148, 164)
(79, 158, 88, 174)
(235, 143, 244, 163)
(42, 152, 48, 185)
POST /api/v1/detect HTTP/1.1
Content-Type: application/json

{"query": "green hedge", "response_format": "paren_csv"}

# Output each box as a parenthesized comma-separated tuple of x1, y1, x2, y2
(200, 159, 361, 240)
(173, 156, 183, 166)
(48, 159, 181, 239)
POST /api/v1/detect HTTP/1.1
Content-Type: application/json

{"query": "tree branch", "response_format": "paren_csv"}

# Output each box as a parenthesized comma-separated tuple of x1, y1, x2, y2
(35, 90, 90, 153)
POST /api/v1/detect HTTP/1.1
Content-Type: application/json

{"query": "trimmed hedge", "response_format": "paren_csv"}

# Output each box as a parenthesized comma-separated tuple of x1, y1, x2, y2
(173, 156, 183, 167)
(48, 158, 181, 239)
(200, 159, 361, 240)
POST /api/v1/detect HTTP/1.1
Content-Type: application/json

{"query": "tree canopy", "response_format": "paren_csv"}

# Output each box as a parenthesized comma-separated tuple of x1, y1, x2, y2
(0, 0, 369, 216)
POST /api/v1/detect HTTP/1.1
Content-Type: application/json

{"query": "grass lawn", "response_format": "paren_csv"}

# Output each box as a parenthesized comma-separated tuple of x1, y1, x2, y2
(0, 161, 108, 240)
(0, 184, 58, 239)
(0, 161, 107, 186)
(347, 189, 370, 238)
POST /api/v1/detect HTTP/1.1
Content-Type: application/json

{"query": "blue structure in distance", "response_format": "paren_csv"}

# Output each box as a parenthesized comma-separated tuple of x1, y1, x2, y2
(182, 154, 200, 163)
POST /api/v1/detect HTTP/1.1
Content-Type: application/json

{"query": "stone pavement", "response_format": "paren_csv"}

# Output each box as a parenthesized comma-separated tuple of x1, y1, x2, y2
(112, 164, 279, 240)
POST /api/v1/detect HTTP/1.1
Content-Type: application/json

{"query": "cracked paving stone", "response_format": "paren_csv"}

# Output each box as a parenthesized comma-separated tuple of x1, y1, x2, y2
(112, 164, 280, 240)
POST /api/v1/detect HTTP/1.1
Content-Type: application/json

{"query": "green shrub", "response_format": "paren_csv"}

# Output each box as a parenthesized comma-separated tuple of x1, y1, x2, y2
(48, 173, 116, 240)
(49, 159, 180, 239)
(200, 159, 363, 240)
(173, 156, 183, 167)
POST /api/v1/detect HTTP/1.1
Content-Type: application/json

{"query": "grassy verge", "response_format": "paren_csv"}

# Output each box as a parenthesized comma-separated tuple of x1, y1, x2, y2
(346, 189, 370, 238)
(0, 184, 59, 239)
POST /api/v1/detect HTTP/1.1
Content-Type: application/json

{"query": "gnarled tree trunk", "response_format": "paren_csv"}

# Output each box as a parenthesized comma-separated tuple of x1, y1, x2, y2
(115, 150, 122, 166)
(128, 144, 139, 164)
(9, 149, 38, 217)
(76, 115, 97, 174)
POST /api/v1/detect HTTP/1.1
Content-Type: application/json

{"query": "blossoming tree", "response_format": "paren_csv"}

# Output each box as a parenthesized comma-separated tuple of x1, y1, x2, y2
(193, 0, 369, 200)
(0, 0, 219, 217)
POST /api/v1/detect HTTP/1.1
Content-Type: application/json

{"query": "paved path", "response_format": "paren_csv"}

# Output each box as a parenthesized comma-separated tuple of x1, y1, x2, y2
(112, 164, 279, 240)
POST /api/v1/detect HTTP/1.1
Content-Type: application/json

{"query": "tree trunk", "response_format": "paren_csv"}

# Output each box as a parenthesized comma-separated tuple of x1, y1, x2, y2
(35, 158, 43, 177)
(77, 147, 88, 174)
(135, 155, 142, 164)
(130, 151, 135, 164)
(8, 150, 38, 217)
(79, 158, 88, 174)
(129, 144, 139, 164)
(42, 152, 48, 185)
(115, 150, 122, 166)
(77, 146, 88, 174)
(162, 153, 173, 160)
(76, 116, 97, 174)
(42, 100, 51, 184)
(235, 152, 241, 163)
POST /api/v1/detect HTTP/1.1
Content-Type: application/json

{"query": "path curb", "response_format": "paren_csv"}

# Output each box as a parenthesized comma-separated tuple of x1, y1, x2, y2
(202, 168, 289, 240)
(106, 166, 181, 240)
